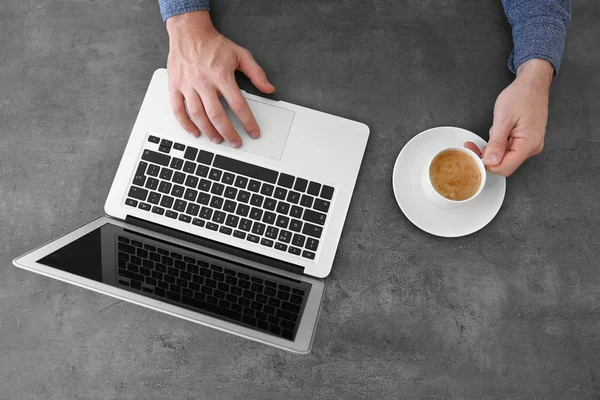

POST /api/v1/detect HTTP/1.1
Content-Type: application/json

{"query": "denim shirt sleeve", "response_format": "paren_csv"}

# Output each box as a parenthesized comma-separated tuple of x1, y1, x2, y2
(157, 0, 210, 22)
(501, 0, 571, 75)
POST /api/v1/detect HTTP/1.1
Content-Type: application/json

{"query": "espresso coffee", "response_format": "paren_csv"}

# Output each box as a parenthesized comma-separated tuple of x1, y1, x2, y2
(429, 150, 482, 201)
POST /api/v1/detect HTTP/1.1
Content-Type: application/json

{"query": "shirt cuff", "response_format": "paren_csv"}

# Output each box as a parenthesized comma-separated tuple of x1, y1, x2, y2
(508, 15, 567, 75)
(158, 0, 210, 23)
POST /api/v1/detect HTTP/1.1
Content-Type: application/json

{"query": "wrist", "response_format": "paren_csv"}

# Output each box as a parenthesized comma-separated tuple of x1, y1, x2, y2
(166, 10, 215, 38)
(516, 59, 554, 89)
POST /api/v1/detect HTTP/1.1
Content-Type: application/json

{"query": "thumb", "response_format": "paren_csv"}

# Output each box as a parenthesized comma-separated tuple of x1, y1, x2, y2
(237, 48, 275, 94)
(485, 114, 514, 166)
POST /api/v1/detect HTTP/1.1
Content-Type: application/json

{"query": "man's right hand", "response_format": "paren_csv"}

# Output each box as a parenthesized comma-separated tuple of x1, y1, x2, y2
(166, 11, 275, 148)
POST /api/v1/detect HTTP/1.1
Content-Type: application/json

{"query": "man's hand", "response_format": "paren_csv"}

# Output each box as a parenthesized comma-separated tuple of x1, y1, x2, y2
(166, 11, 275, 148)
(465, 59, 554, 177)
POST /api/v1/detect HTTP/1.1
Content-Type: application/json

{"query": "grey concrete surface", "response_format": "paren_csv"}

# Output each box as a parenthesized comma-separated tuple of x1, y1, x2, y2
(1, 0, 599, 399)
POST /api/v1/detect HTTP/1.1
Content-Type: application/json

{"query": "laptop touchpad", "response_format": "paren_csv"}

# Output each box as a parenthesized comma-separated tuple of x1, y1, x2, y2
(222, 98, 295, 161)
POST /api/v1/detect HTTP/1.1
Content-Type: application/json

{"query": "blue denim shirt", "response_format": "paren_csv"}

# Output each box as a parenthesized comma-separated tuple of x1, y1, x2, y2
(157, 0, 571, 74)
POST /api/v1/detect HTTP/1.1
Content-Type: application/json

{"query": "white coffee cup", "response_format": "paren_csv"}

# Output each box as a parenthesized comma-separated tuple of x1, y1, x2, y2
(421, 146, 486, 208)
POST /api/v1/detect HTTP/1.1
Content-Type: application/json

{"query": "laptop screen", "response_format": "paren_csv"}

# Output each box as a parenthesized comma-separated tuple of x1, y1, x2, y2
(37, 222, 311, 341)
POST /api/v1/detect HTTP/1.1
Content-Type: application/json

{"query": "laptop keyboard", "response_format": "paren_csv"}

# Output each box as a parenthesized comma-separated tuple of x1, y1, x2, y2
(124, 134, 336, 261)
(116, 235, 310, 341)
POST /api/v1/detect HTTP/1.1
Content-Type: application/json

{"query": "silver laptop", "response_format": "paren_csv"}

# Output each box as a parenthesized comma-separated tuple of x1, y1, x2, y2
(13, 68, 369, 353)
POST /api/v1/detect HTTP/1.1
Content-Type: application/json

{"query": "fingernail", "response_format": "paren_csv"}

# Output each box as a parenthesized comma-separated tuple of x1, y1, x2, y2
(486, 154, 499, 165)
(212, 137, 222, 144)
(248, 130, 260, 139)
(231, 140, 242, 148)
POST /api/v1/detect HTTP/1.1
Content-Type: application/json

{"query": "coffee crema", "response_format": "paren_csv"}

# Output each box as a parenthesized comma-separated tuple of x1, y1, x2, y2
(429, 150, 481, 201)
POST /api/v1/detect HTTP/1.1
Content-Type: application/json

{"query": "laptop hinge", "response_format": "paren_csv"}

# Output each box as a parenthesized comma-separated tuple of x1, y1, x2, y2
(125, 215, 305, 276)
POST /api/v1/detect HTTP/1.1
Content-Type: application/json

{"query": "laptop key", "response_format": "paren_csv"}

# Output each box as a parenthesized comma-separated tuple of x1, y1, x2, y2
(195, 164, 209, 177)
(320, 185, 334, 200)
(248, 180, 261, 192)
(294, 178, 308, 192)
(160, 195, 174, 208)
(184, 188, 197, 202)
(236, 203, 250, 217)
(303, 209, 326, 225)
(260, 183, 274, 196)
(302, 250, 315, 260)
(288, 246, 301, 255)
(263, 211, 276, 225)
(209, 168, 222, 181)
(265, 226, 279, 239)
(219, 226, 232, 235)
(290, 206, 303, 218)
(249, 208, 263, 221)
(225, 214, 239, 228)
(151, 206, 165, 215)
(302, 222, 323, 238)
(197, 192, 210, 205)
(212, 211, 226, 224)
(292, 233, 306, 247)
(247, 234, 260, 243)
(263, 198, 277, 211)
(287, 191, 301, 204)
(260, 238, 274, 247)
(233, 230, 246, 239)
(170, 158, 184, 170)
(173, 171, 185, 184)
(200, 207, 213, 220)
(250, 194, 263, 207)
(224, 186, 237, 199)
(185, 175, 199, 188)
(313, 198, 330, 213)
(274, 187, 287, 200)
(276, 202, 290, 215)
(276, 215, 290, 229)
(145, 177, 159, 190)
(234, 176, 248, 188)
(159, 167, 173, 180)
(128, 186, 148, 201)
(252, 222, 266, 235)
(142, 149, 170, 166)
(179, 214, 191, 223)
(158, 181, 172, 194)
(139, 202, 151, 211)
(222, 172, 235, 185)
(147, 164, 160, 177)
(239, 218, 252, 231)
(148, 192, 161, 204)
(192, 218, 205, 227)
(132, 174, 145, 186)
(148, 135, 159, 144)
(278, 230, 292, 243)
(165, 210, 178, 219)
(195, 150, 213, 165)
(186, 203, 200, 216)
(274, 242, 287, 251)
(300, 194, 313, 208)
(306, 238, 319, 251)
(198, 179, 211, 192)
(206, 222, 218, 231)
(237, 190, 250, 203)
(214, 154, 278, 184)
(277, 173, 294, 188)
(211, 182, 225, 196)
(307, 181, 321, 196)
(184, 146, 198, 160)
(223, 199, 237, 212)
(183, 161, 196, 173)
(171, 184, 185, 198)
(210, 196, 224, 209)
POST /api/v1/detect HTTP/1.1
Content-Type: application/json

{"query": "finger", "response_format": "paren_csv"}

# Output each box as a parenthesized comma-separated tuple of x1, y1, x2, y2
(220, 82, 261, 139)
(200, 88, 243, 147)
(463, 141, 482, 157)
(237, 48, 275, 94)
(484, 112, 515, 166)
(170, 91, 200, 136)
(486, 137, 533, 177)
(183, 90, 222, 143)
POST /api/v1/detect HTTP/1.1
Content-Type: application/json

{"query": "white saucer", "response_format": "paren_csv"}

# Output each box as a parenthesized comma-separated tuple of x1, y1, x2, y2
(392, 126, 506, 237)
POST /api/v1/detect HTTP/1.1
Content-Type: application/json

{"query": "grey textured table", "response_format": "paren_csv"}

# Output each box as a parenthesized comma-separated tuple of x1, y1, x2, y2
(1, 1, 599, 399)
